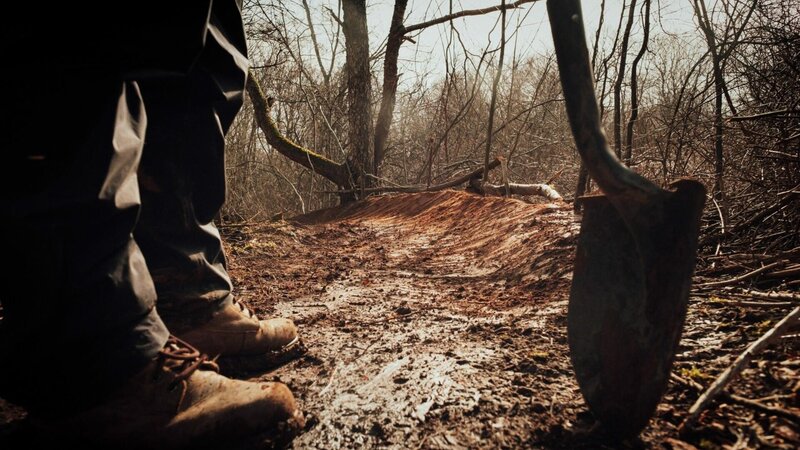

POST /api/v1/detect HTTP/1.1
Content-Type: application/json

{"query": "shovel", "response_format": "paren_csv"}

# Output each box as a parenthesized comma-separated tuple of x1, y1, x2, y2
(546, 0, 707, 438)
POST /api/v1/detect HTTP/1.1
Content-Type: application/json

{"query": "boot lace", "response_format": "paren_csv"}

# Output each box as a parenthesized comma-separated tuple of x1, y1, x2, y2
(232, 297, 259, 321)
(155, 336, 219, 410)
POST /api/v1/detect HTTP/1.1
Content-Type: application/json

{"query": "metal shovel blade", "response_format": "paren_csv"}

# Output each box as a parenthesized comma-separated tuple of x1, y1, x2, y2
(568, 180, 705, 438)
(545, 0, 708, 437)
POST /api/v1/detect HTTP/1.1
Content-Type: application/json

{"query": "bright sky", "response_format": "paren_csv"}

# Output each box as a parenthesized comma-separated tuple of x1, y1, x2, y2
(290, 1, 700, 85)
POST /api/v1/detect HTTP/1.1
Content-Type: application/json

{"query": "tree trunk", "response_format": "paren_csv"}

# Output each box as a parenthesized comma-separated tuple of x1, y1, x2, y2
(246, 74, 355, 201)
(301, 0, 331, 85)
(342, 0, 374, 190)
(373, 0, 408, 178)
(613, 0, 638, 159)
(483, 0, 507, 180)
(623, 0, 651, 166)
(711, 60, 726, 220)
(692, 0, 728, 224)
(574, 164, 590, 211)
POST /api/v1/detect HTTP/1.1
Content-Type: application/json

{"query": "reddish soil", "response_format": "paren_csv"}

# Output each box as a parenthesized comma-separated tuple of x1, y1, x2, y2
(1, 190, 797, 449)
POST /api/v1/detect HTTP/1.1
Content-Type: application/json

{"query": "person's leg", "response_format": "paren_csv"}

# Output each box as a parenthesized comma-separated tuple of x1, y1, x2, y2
(134, 1, 300, 362)
(0, 67, 168, 416)
(134, 71, 236, 329)
(0, 3, 304, 443)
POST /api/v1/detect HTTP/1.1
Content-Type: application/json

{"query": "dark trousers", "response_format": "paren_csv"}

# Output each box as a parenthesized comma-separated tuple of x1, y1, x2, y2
(0, 1, 247, 415)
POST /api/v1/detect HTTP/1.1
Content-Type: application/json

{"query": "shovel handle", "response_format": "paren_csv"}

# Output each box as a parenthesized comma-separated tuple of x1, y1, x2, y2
(547, 0, 662, 205)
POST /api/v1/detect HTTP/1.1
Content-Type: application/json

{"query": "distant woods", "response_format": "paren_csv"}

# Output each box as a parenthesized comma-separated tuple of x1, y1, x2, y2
(226, 0, 798, 254)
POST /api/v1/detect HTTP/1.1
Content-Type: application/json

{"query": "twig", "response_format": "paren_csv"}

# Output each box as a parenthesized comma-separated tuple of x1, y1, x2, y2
(703, 247, 800, 262)
(679, 306, 800, 433)
(709, 299, 796, 308)
(766, 264, 800, 279)
(671, 372, 704, 391)
(318, 362, 339, 397)
(700, 189, 799, 247)
(218, 222, 255, 229)
(323, 6, 344, 27)
(545, 168, 566, 185)
(727, 109, 797, 122)
(672, 372, 800, 422)
(712, 196, 726, 237)
(743, 290, 800, 301)
(403, 0, 538, 34)
(727, 393, 800, 423)
(697, 261, 786, 288)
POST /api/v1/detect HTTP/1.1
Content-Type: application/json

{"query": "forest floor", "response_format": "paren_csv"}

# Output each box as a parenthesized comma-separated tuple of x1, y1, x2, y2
(1, 190, 797, 449)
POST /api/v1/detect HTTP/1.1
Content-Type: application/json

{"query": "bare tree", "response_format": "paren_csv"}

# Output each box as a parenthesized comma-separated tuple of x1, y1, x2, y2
(691, 0, 758, 226)
(342, 0, 374, 191)
(613, 0, 638, 159)
(483, 0, 508, 182)
(373, 0, 408, 177)
(623, 0, 651, 165)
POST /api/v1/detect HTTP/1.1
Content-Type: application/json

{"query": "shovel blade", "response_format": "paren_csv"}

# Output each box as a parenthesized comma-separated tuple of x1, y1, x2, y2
(568, 179, 706, 438)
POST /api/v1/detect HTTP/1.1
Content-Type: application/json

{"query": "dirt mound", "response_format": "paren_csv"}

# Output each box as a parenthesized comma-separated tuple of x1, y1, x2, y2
(297, 190, 578, 303)
(297, 190, 560, 224)
(225, 191, 585, 448)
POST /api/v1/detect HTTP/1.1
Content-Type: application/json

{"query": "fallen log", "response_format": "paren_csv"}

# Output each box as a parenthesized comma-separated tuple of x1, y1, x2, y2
(469, 179, 563, 201)
(325, 159, 501, 195)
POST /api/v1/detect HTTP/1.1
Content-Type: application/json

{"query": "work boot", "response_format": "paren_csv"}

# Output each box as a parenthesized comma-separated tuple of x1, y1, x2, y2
(36, 337, 304, 449)
(177, 297, 305, 371)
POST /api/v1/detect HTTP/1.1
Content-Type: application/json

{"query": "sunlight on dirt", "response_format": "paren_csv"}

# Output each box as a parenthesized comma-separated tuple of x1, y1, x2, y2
(223, 191, 797, 449)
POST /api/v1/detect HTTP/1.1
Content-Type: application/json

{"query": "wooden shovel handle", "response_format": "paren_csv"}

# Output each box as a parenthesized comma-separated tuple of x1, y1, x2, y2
(546, 0, 662, 207)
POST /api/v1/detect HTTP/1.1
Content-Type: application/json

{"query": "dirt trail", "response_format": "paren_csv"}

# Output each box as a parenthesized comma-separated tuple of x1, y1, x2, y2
(228, 191, 581, 449)
(227, 191, 798, 449)
(1, 190, 797, 449)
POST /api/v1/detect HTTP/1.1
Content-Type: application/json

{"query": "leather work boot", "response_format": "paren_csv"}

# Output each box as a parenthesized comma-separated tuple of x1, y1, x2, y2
(36, 337, 304, 449)
(177, 298, 305, 372)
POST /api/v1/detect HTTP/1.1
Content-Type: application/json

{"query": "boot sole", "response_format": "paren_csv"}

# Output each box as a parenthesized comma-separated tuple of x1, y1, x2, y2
(217, 337, 307, 375)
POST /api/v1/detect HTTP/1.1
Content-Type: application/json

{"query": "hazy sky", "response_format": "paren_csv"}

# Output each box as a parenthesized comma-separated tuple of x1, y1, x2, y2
(285, 1, 700, 85)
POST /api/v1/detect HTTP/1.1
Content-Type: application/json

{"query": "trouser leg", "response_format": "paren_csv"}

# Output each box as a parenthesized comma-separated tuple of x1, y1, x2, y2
(134, 2, 249, 332)
(0, 69, 169, 416)
(134, 76, 236, 330)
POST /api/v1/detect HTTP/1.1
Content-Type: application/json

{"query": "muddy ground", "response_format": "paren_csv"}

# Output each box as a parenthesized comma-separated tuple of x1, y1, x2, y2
(1, 190, 798, 449)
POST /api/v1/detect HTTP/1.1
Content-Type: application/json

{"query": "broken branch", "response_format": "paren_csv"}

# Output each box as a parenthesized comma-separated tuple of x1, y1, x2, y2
(672, 373, 800, 424)
(246, 74, 352, 188)
(727, 109, 798, 122)
(743, 290, 800, 302)
(469, 180, 563, 201)
(403, 0, 538, 34)
(329, 159, 502, 195)
(679, 306, 800, 433)
(697, 260, 786, 288)
(727, 393, 800, 423)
